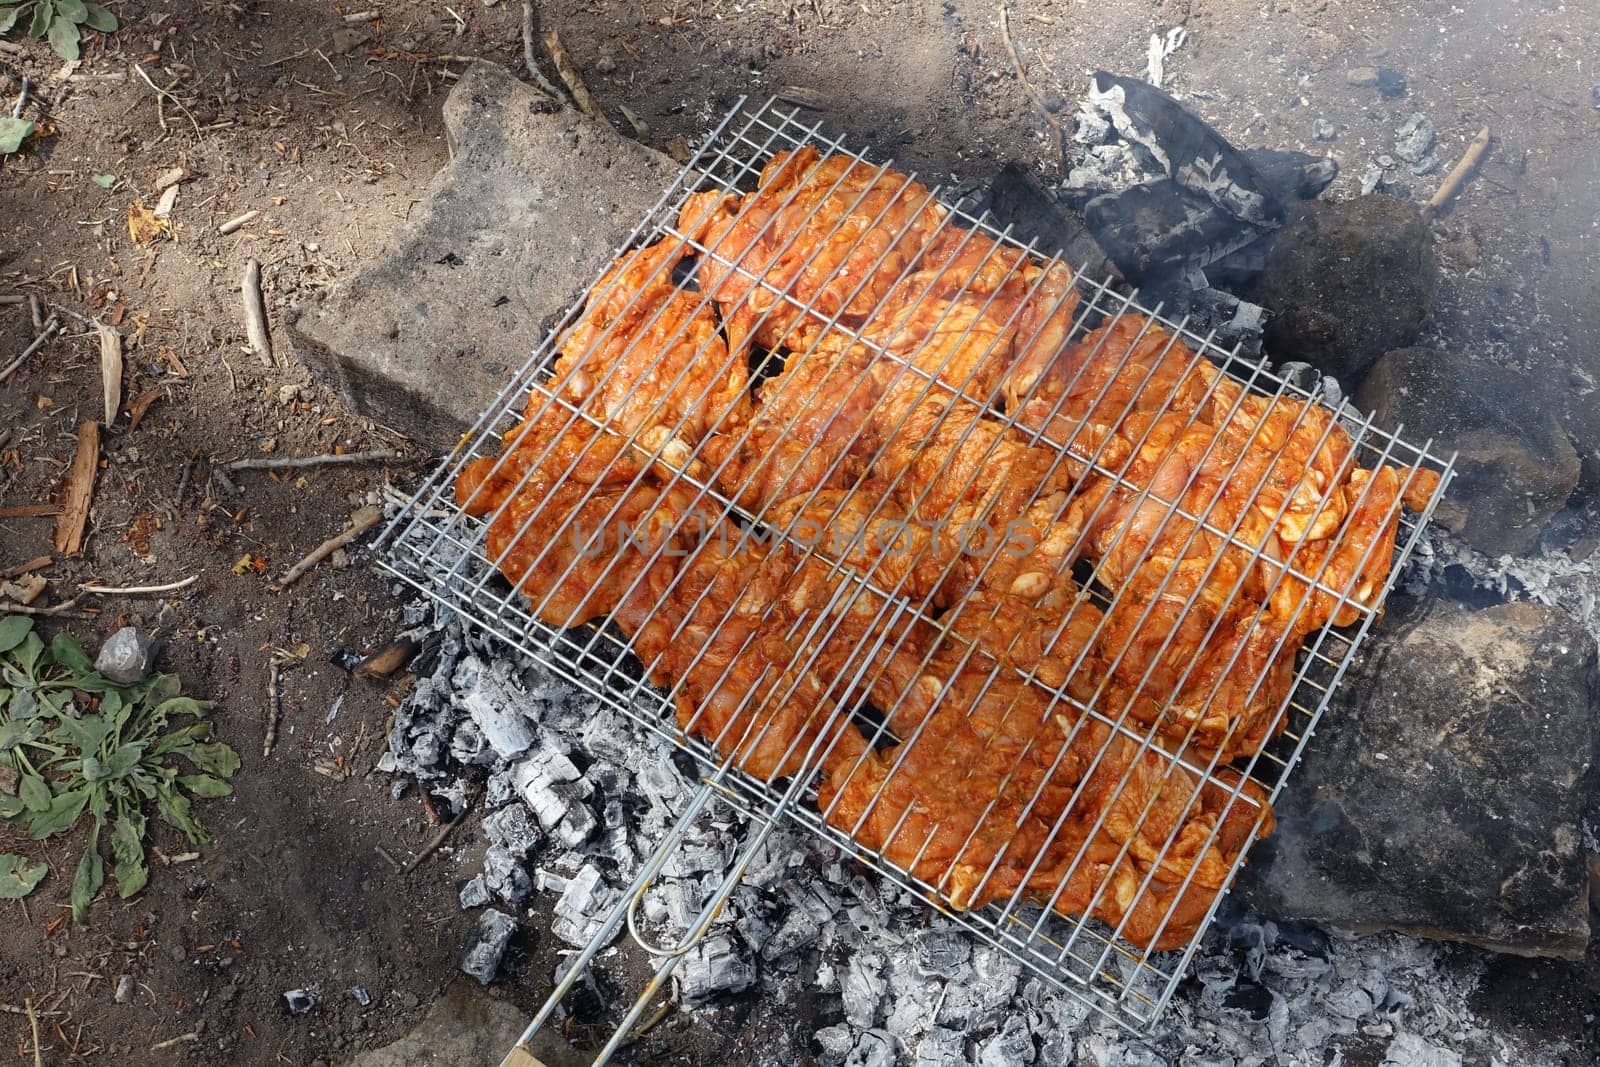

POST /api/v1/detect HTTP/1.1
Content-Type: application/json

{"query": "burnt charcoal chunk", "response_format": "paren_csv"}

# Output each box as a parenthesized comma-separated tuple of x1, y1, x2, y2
(983, 163, 1118, 281)
(1236, 600, 1597, 958)
(1084, 178, 1262, 283)
(458, 909, 518, 985)
(1356, 347, 1580, 555)
(1247, 195, 1436, 383)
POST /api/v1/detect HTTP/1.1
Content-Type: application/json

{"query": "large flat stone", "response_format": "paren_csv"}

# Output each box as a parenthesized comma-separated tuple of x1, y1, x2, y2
(286, 62, 678, 450)
(1236, 598, 1598, 958)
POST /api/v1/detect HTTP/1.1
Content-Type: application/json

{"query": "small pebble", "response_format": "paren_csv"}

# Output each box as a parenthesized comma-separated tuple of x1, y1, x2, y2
(114, 974, 134, 1003)
(1312, 118, 1337, 142)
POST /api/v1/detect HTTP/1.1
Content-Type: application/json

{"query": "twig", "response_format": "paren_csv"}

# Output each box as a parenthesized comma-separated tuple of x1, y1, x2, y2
(402, 797, 474, 874)
(241, 259, 273, 367)
(228, 449, 405, 472)
(343, 9, 380, 23)
(54, 421, 99, 557)
(0, 504, 62, 519)
(1422, 126, 1492, 222)
(133, 64, 203, 138)
(618, 103, 649, 139)
(3, 556, 52, 580)
(25, 996, 41, 1067)
(276, 506, 382, 587)
(209, 463, 240, 497)
(998, 2, 1063, 158)
(264, 655, 283, 757)
(544, 30, 614, 132)
(0, 599, 89, 619)
(0, 317, 60, 384)
(28, 294, 42, 329)
(79, 576, 198, 596)
(374, 845, 403, 871)
(11, 77, 28, 119)
(149, 1032, 200, 1052)
(217, 209, 259, 235)
(520, 1, 565, 100)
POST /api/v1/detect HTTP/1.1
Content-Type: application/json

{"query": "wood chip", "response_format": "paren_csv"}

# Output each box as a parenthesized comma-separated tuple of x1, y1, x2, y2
(97, 323, 122, 426)
(54, 421, 99, 557)
(153, 166, 188, 192)
(2, 556, 52, 580)
(776, 85, 830, 111)
(126, 387, 161, 432)
(153, 184, 179, 219)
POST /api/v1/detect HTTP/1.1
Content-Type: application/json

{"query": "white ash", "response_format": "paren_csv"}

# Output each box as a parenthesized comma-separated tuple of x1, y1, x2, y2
(384, 602, 1576, 1062)
(1405, 525, 1600, 645)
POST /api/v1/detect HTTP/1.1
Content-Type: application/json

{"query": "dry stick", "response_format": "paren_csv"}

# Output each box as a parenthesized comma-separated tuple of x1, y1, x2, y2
(519, 0, 565, 100)
(241, 259, 273, 366)
(544, 30, 615, 132)
(218, 209, 258, 235)
(28, 294, 42, 329)
(0, 504, 62, 519)
(133, 63, 203, 138)
(80, 575, 198, 596)
(998, 2, 1063, 158)
(149, 1032, 200, 1052)
(55, 421, 99, 557)
(25, 996, 41, 1067)
(277, 505, 382, 587)
(97, 323, 122, 426)
(0, 294, 23, 305)
(402, 798, 473, 874)
(0, 599, 89, 619)
(228, 449, 405, 472)
(0, 317, 60, 384)
(264, 656, 283, 757)
(1422, 125, 1492, 222)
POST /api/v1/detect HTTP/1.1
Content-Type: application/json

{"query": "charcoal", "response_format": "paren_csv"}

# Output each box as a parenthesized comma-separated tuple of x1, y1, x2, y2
(913, 1028, 968, 1067)
(840, 951, 886, 1027)
(453, 657, 537, 760)
(1313, 118, 1337, 142)
(636, 752, 687, 809)
(762, 906, 824, 962)
(843, 1029, 898, 1067)
(483, 803, 542, 858)
(1083, 179, 1262, 284)
(1395, 113, 1437, 171)
(1242, 147, 1340, 204)
(884, 959, 940, 1038)
(662, 878, 703, 929)
(554, 802, 597, 847)
(977, 1013, 1035, 1067)
(913, 928, 970, 978)
(282, 988, 317, 1015)
(551, 864, 617, 948)
(389, 777, 410, 800)
(483, 845, 532, 907)
(1087, 72, 1284, 225)
(96, 628, 157, 684)
(814, 1024, 855, 1067)
(458, 875, 492, 910)
(512, 746, 588, 828)
(663, 836, 732, 879)
(458, 908, 517, 985)
(350, 985, 371, 1007)
(448, 717, 491, 766)
(679, 931, 756, 1004)
(483, 766, 517, 809)
(983, 162, 1118, 280)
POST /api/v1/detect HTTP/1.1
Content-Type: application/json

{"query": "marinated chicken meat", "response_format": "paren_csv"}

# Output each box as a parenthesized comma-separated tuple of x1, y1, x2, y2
(454, 147, 1446, 956)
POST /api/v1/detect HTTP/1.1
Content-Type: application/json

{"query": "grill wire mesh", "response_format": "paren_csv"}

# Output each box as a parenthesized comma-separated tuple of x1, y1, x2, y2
(377, 96, 1455, 1040)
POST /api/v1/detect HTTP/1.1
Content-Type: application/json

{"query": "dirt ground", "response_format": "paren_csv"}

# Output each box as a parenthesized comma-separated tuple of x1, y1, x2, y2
(1, 0, 1596, 1064)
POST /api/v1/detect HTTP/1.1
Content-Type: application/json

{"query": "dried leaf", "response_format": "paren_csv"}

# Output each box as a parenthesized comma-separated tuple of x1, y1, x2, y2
(126, 202, 168, 244)
(124, 513, 159, 556)
(97, 323, 122, 426)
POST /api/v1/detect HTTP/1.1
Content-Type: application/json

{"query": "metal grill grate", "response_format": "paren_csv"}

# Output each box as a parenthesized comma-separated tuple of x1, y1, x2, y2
(376, 97, 1455, 1056)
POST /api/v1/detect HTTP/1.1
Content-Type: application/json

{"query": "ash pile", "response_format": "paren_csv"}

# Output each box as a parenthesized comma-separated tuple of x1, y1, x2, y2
(378, 599, 1581, 1066)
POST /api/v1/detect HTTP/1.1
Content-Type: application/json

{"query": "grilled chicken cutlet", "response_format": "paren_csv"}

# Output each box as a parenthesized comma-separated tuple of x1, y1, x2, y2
(691, 147, 948, 353)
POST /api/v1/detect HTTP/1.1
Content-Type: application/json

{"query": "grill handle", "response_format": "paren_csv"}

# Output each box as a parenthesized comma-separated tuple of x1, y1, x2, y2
(499, 778, 778, 1067)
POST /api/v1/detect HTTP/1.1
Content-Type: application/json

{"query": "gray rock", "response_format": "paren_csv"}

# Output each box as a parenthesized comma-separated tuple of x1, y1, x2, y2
(1312, 118, 1337, 142)
(458, 909, 517, 984)
(678, 931, 756, 1004)
(286, 62, 678, 449)
(1237, 599, 1597, 958)
(95, 628, 156, 684)
(1248, 196, 1436, 384)
(1356, 347, 1580, 555)
(1393, 113, 1435, 165)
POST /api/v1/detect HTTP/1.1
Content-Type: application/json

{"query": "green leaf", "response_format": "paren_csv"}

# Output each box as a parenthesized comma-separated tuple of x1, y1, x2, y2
(80, 0, 111, 31)
(27, 787, 87, 839)
(155, 789, 207, 844)
(51, 714, 109, 754)
(0, 854, 47, 899)
(70, 827, 103, 923)
(109, 809, 147, 897)
(83, 741, 145, 781)
(0, 719, 42, 753)
(151, 722, 212, 755)
(0, 7, 21, 33)
(18, 774, 51, 811)
(0, 794, 25, 819)
(0, 616, 32, 654)
(153, 697, 214, 719)
(175, 742, 239, 780)
(15, 633, 44, 677)
(48, 631, 95, 678)
(27, 1, 49, 37)
(90, 172, 115, 188)
(177, 774, 233, 798)
(46, 12, 77, 59)
(99, 688, 123, 723)
(54, 0, 85, 22)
